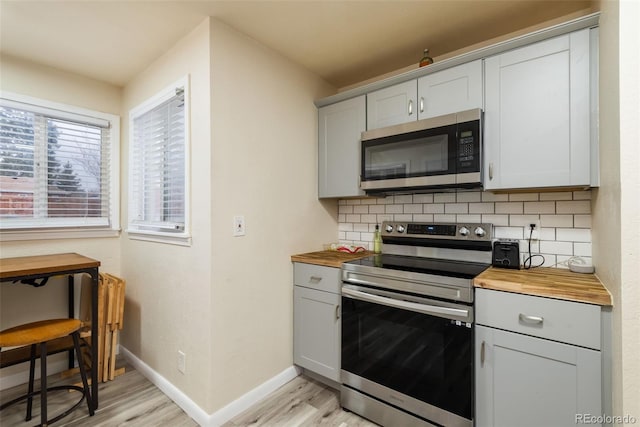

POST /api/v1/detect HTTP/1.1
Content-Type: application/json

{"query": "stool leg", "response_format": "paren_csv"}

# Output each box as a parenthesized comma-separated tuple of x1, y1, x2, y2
(26, 343, 36, 421)
(72, 331, 94, 416)
(40, 341, 47, 426)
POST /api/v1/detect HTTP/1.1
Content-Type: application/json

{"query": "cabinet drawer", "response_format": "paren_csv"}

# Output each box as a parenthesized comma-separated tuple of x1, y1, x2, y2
(294, 263, 341, 293)
(476, 288, 601, 349)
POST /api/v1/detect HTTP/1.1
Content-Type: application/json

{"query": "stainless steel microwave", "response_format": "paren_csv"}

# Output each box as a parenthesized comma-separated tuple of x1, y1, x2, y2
(360, 108, 482, 194)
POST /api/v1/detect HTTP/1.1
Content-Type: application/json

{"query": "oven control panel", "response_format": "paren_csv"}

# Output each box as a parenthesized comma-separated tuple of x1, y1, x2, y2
(382, 221, 492, 241)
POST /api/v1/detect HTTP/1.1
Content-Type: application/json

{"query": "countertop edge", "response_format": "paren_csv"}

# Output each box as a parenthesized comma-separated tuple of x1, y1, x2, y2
(473, 267, 613, 306)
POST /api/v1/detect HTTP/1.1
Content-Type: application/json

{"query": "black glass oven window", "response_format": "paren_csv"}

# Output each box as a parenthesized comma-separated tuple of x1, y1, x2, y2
(342, 296, 473, 420)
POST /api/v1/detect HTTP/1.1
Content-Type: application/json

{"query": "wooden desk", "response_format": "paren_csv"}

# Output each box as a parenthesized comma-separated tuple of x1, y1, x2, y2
(0, 253, 100, 410)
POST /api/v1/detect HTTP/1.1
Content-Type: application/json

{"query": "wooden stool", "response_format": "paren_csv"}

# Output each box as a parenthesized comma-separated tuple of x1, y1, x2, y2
(0, 319, 94, 426)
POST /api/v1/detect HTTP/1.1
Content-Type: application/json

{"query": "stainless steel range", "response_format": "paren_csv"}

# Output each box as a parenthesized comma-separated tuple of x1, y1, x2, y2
(340, 221, 493, 427)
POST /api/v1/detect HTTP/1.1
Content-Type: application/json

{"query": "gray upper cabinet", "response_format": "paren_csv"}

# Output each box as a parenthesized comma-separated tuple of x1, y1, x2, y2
(366, 60, 483, 130)
(484, 29, 593, 190)
(318, 95, 366, 198)
(417, 60, 482, 119)
(366, 80, 417, 129)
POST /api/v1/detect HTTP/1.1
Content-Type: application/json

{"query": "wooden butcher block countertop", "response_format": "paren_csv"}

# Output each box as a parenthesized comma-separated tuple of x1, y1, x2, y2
(291, 250, 373, 268)
(474, 267, 612, 306)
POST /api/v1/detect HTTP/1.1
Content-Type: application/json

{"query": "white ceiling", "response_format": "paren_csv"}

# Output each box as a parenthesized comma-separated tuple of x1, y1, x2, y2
(0, 0, 595, 89)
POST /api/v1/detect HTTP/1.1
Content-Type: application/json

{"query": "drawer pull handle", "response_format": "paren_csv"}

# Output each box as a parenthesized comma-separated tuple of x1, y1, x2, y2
(309, 276, 323, 283)
(519, 314, 544, 325)
(480, 341, 486, 366)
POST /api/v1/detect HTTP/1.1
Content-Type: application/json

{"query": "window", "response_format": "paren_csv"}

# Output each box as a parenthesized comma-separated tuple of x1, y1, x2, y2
(128, 77, 190, 245)
(0, 92, 120, 239)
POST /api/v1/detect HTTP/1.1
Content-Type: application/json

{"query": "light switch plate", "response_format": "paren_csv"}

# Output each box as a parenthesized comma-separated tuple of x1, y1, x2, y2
(233, 215, 246, 236)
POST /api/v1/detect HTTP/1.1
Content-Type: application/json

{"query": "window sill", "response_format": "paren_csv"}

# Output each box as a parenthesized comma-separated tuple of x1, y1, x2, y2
(0, 228, 121, 242)
(126, 229, 192, 246)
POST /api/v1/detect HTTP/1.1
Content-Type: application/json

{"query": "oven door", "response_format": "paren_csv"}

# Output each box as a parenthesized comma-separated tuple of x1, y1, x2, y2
(341, 284, 474, 427)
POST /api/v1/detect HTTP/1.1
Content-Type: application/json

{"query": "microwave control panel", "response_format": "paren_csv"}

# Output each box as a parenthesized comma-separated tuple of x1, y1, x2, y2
(456, 120, 481, 173)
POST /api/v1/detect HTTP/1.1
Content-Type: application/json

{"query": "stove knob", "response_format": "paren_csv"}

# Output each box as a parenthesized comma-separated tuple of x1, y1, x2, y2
(459, 226, 470, 237)
(385, 224, 394, 233)
(396, 225, 406, 233)
(474, 226, 486, 237)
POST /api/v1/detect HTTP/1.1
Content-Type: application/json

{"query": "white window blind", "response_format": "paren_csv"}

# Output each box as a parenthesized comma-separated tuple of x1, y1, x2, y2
(0, 97, 115, 230)
(129, 81, 188, 238)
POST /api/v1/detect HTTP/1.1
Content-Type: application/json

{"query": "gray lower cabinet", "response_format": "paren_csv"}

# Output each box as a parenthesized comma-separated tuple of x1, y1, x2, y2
(293, 263, 341, 382)
(475, 288, 603, 427)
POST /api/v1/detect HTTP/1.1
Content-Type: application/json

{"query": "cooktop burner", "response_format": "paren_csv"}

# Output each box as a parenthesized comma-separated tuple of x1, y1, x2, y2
(345, 254, 490, 280)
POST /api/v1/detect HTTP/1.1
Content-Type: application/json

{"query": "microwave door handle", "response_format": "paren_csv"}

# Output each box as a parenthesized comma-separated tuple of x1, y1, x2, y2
(342, 287, 469, 320)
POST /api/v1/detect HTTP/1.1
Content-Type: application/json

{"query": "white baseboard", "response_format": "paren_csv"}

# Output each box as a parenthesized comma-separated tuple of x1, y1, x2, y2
(120, 346, 301, 427)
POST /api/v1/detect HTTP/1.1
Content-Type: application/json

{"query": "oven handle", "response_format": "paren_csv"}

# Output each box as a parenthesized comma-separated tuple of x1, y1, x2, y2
(342, 287, 469, 320)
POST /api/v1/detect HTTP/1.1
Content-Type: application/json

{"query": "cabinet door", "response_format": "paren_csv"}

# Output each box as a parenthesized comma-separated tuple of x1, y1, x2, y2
(293, 286, 341, 381)
(318, 96, 366, 198)
(484, 29, 591, 190)
(417, 60, 482, 119)
(366, 80, 417, 129)
(475, 325, 602, 427)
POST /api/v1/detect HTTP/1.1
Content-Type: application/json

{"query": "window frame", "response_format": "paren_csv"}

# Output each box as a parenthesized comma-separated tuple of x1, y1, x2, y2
(0, 91, 120, 241)
(127, 76, 191, 246)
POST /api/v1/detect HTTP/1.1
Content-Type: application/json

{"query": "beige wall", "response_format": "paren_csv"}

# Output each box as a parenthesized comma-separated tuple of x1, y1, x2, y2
(593, 0, 640, 421)
(0, 55, 122, 383)
(208, 19, 336, 411)
(119, 18, 214, 411)
(617, 0, 640, 418)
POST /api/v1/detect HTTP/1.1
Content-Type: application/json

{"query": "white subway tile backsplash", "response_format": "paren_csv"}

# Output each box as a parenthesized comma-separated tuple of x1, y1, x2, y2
(346, 231, 360, 240)
(540, 215, 573, 228)
(434, 193, 456, 203)
(557, 200, 591, 214)
(361, 214, 377, 223)
(346, 214, 361, 223)
(456, 191, 482, 202)
(494, 226, 524, 240)
(434, 214, 456, 222)
(413, 194, 434, 203)
(482, 214, 509, 226)
(469, 203, 495, 214)
(353, 205, 369, 214)
(369, 204, 385, 214)
(424, 204, 445, 214)
(457, 214, 482, 223)
(394, 195, 413, 204)
(482, 192, 509, 202)
(524, 201, 556, 214)
(404, 204, 423, 214)
(540, 241, 574, 255)
(445, 203, 469, 214)
(385, 205, 403, 214)
(495, 202, 523, 214)
(509, 193, 539, 201)
(510, 215, 540, 227)
(556, 228, 591, 242)
(353, 223, 369, 232)
(573, 190, 592, 200)
(574, 214, 592, 228)
(540, 192, 573, 201)
(574, 242, 592, 257)
(394, 214, 413, 222)
(337, 190, 593, 263)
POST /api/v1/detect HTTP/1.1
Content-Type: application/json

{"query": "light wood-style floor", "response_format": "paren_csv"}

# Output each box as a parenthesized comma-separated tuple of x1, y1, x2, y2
(1, 362, 377, 427)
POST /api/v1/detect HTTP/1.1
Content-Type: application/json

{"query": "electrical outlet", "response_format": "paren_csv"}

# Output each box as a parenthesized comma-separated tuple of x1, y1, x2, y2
(233, 215, 246, 237)
(528, 220, 541, 240)
(177, 350, 186, 374)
